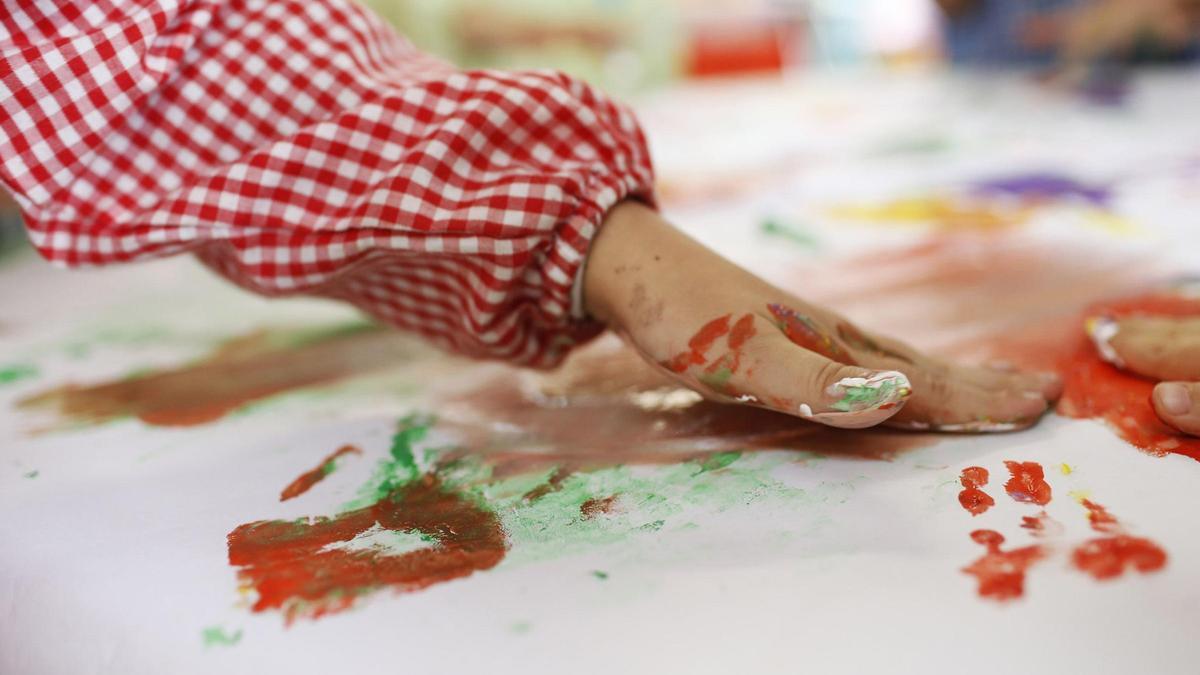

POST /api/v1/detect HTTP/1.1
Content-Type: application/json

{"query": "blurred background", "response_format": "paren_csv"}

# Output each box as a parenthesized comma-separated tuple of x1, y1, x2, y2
(3, 0, 1197, 260)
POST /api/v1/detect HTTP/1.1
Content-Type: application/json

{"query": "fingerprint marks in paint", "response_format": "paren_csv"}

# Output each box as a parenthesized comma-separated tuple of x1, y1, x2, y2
(957, 461, 1166, 602)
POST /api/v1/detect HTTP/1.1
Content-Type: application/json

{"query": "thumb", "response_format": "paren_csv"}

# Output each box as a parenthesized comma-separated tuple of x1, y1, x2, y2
(1087, 316, 1200, 381)
(734, 326, 912, 429)
(1152, 382, 1200, 437)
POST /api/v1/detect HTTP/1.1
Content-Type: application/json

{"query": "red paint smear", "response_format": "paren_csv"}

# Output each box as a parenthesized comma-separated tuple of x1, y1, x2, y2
(767, 304, 856, 363)
(1003, 461, 1052, 506)
(962, 529, 1047, 601)
(957, 466, 995, 516)
(991, 294, 1200, 463)
(1019, 511, 1063, 538)
(1070, 498, 1167, 581)
(667, 314, 731, 373)
(280, 445, 362, 502)
(580, 495, 618, 519)
(728, 313, 757, 350)
(1073, 536, 1168, 580)
(228, 476, 506, 623)
(1079, 498, 1120, 533)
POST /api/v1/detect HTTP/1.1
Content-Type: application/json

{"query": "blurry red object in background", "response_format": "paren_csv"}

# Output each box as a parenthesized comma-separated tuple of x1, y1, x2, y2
(684, 14, 805, 77)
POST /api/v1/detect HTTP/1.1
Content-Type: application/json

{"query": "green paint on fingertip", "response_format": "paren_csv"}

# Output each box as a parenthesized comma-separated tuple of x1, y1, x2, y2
(201, 626, 243, 648)
(0, 363, 37, 385)
(699, 367, 734, 391)
(831, 379, 899, 413)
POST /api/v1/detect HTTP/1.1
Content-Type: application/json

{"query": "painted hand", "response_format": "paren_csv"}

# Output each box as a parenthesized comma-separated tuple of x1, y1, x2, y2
(584, 202, 1061, 431)
(1088, 315, 1200, 435)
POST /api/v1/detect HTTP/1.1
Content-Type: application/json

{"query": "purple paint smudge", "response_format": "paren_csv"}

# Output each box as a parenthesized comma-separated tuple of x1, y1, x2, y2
(972, 173, 1112, 207)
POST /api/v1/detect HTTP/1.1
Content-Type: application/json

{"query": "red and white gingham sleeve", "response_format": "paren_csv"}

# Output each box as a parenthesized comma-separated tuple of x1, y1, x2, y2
(0, 0, 656, 367)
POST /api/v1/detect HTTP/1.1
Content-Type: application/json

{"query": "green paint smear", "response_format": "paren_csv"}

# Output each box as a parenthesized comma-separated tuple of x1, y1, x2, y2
(760, 218, 819, 249)
(0, 363, 37, 385)
(325, 412, 852, 597)
(698, 367, 733, 391)
(699, 451, 741, 473)
(592, 570, 609, 580)
(831, 380, 897, 413)
(24, 470, 39, 479)
(201, 626, 243, 648)
(342, 413, 432, 511)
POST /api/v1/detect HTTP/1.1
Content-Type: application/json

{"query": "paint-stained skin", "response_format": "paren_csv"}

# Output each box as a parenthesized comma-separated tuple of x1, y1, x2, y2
(994, 294, 1200, 463)
(766, 303, 856, 363)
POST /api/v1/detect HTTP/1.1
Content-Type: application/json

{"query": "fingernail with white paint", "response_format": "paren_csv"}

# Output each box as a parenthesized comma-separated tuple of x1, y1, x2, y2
(804, 370, 912, 429)
(1084, 316, 1123, 367)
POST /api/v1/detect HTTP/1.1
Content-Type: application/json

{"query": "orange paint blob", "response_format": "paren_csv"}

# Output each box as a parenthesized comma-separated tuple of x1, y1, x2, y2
(962, 529, 1047, 601)
(1003, 461, 1052, 506)
(957, 466, 995, 516)
(1070, 498, 1167, 581)
(1073, 536, 1168, 580)
(229, 476, 506, 623)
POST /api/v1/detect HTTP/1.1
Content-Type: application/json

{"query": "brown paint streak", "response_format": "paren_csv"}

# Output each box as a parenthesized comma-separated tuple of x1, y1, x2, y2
(580, 495, 618, 519)
(280, 445, 362, 502)
(18, 326, 420, 428)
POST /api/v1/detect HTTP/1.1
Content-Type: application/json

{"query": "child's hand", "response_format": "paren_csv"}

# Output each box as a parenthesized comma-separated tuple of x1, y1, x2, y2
(584, 202, 1061, 431)
(1088, 315, 1200, 435)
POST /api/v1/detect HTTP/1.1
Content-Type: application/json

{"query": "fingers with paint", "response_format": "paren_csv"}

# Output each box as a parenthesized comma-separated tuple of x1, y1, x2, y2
(660, 305, 913, 429)
(1085, 311, 1200, 436)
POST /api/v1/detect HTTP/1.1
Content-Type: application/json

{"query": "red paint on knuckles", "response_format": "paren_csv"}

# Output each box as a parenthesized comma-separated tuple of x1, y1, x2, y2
(666, 314, 732, 373)
(665, 313, 758, 387)
(767, 304, 856, 364)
